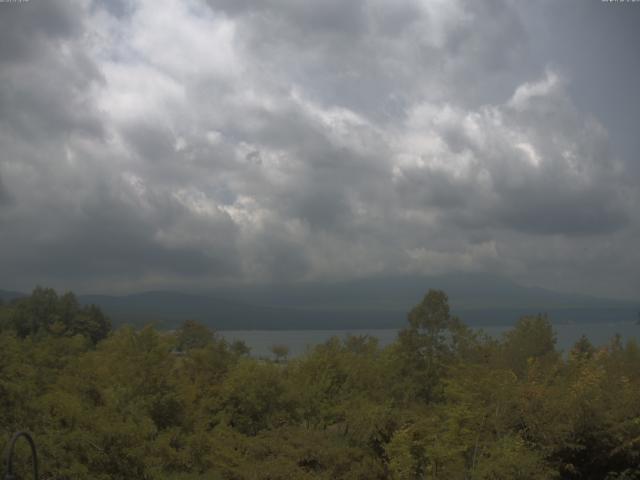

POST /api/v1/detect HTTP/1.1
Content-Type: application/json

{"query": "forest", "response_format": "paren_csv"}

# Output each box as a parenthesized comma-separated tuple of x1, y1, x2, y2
(1, 287, 640, 479)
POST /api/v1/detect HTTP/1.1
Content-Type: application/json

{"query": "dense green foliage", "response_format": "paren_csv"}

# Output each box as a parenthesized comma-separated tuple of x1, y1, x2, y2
(1, 288, 640, 479)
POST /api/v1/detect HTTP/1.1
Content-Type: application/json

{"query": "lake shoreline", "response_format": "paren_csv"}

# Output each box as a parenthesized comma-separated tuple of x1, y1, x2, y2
(218, 322, 639, 358)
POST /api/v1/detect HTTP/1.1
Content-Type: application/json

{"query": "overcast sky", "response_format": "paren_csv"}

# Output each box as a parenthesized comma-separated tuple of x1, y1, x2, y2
(0, 0, 638, 299)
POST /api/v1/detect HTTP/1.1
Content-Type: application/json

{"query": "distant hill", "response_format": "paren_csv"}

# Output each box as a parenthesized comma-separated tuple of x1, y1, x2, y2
(3, 275, 636, 330)
(0, 289, 25, 303)
(78, 291, 296, 330)
(73, 273, 638, 330)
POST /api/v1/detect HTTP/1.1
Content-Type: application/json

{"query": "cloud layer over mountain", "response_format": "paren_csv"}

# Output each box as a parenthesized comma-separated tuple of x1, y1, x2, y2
(0, 0, 638, 298)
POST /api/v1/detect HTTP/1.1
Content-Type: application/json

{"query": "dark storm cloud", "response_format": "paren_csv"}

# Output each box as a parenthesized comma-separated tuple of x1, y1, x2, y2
(0, 59, 104, 142)
(123, 122, 177, 166)
(0, 173, 9, 205)
(206, 0, 530, 119)
(0, 1, 103, 145)
(94, 0, 135, 19)
(0, 0, 637, 298)
(0, 171, 242, 291)
(0, 0, 242, 292)
(0, 1, 81, 63)
(392, 69, 633, 239)
(520, 0, 640, 179)
(495, 189, 627, 236)
(207, 0, 369, 35)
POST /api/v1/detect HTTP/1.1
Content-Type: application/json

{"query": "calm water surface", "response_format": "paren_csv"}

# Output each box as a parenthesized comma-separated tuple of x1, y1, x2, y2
(220, 322, 640, 358)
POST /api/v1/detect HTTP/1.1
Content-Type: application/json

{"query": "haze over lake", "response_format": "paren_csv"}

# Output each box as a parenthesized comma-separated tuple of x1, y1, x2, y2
(222, 322, 640, 358)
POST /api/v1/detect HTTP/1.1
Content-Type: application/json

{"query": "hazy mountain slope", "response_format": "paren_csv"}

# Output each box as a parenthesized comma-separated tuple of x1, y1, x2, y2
(76, 274, 638, 330)
(0, 289, 26, 303)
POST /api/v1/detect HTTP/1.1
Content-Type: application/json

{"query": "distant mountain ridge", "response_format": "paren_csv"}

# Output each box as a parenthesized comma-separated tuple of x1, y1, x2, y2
(0, 289, 25, 303)
(2, 274, 637, 329)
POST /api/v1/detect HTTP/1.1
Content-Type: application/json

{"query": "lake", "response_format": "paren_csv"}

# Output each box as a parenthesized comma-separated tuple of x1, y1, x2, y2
(219, 322, 640, 358)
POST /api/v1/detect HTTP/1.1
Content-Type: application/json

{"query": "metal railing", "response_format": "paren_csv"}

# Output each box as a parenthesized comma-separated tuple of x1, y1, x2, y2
(3, 432, 38, 480)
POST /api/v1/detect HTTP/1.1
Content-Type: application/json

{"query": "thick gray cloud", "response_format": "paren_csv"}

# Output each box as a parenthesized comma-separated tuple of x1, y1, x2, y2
(0, 0, 637, 298)
(0, 174, 9, 205)
(393, 72, 631, 237)
(0, 1, 81, 63)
